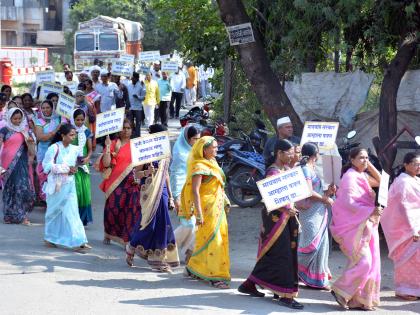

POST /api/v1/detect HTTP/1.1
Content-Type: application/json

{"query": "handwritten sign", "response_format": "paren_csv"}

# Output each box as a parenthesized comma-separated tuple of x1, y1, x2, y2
(300, 121, 339, 150)
(95, 107, 125, 138)
(139, 50, 161, 62)
(39, 83, 63, 100)
(120, 54, 135, 63)
(159, 54, 171, 61)
(257, 167, 312, 212)
(322, 154, 342, 185)
(378, 170, 390, 207)
(226, 23, 255, 46)
(36, 70, 55, 87)
(139, 65, 150, 75)
(62, 81, 78, 94)
(56, 93, 75, 119)
(130, 131, 171, 166)
(111, 60, 134, 77)
(161, 61, 179, 73)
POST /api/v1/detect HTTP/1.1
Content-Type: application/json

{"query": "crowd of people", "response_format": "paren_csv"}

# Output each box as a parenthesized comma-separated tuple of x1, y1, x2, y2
(0, 62, 418, 311)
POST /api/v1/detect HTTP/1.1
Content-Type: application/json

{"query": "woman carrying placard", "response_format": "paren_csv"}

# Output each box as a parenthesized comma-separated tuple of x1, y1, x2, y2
(238, 139, 303, 310)
(330, 147, 381, 311)
(125, 124, 179, 272)
(99, 119, 141, 245)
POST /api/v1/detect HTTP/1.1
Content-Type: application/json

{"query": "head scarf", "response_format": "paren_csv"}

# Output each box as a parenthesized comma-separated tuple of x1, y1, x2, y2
(71, 109, 87, 157)
(6, 108, 26, 133)
(179, 136, 225, 219)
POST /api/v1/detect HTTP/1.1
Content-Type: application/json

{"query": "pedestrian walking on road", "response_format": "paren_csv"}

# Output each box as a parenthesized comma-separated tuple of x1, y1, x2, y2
(43, 124, 90, 251)
(71, 109, 93, 226)
(238, 139, 303, 309)
(181, 136, 231, 289)
(99, 120, 141, 245)
(0, 108, 35, 225)
(169, 125, 200, 263)
(169, 65, 186, 119)
(157, 72, 172, 126)
(381, 152, 420, 301)
(143, 73, 160, 127)
(296, 142, 334, 289)
(125, 72, 146, 138)
(126, 124, 180, 272)
(330, 147, 382, 311)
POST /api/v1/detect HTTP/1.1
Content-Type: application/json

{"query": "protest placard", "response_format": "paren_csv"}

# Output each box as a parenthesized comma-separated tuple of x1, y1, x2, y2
(120, 54, 135, 63)
(138, 65, 150, 75)
(56, 93, 75, 119)
(95, 107, 125, 138)
(39, 83, 63, 100)
(62, 81, 78, 94)
(130, 131, 171, 166)
(257, 166, 312, 212)
(322, 155, 342, 185)
(111, 60, 134, 77)
(36, 70, 55, 87)
(226, 23, 255, 46)
(300, 121, 339, 150)
(378, 170, 390, 207)
(159, 54, 171, 61)
(139, 50, 161, 62)
(161, 61, 179, 73)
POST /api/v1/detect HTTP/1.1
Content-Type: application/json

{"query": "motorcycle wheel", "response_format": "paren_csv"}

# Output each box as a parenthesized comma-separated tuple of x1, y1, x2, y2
(227, 166, 262, 208)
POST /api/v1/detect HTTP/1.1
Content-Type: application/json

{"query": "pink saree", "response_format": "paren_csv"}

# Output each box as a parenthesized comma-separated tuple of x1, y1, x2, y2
(382, 173, 420, 297)
(330, 168, 380, 308)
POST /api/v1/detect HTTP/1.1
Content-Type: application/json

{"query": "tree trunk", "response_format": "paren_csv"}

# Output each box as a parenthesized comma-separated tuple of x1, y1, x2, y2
(216, 0, 303, 131)
(334, 28, 340, 73)
(345, 47, 353, 72)
(377, 37, 418, 173)
(223, 56, 234, 123)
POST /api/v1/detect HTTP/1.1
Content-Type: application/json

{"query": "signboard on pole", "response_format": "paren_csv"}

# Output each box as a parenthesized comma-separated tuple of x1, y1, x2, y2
(39, 83, 63, 100)
(161, 61, 179, 73)
(378, 170, 390, 207)
(111, 60, 134, 77)
(56, 92, 75, 119)
(130, 131, 171, 166)
(139, 50, 161, 62)
(36, 70, 55, 87)
(300, 121, 339, 150)
(257, 167, 312, 212)
(226, 23, 255, 46)
(95, 107, 125, 138)
(120, 54, 135, 64)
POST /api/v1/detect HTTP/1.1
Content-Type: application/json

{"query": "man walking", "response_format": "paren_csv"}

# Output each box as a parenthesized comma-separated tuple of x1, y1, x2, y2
(158, 71, 172, 127)
(126, 72, 146, 137)
(185, 62, 196, 106)
(169, 65, 186, 119)
(143, 73, 160, 127)
(95, 70, 123, 113)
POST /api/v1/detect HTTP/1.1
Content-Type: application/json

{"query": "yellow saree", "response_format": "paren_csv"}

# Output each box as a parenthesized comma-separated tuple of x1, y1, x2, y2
(180, 136, 231, 283)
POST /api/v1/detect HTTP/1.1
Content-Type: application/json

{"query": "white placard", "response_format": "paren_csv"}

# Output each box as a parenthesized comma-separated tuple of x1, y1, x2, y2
(62, 81, 78, 94)
(130, 131, 171, 166)
(322, 155, 342, 185)
(111, 60, 134, 77)
(139, 50, 161, 62)
(56, 93, 75, 119)
(36, 70, 55, 87)
(39, 83, 63, 100)
(226, 23, 255, 46)
(159, 54, 171, 61)
(300, 121, 339, 150)
(95, 107, 125, 138)
(378, 170, 390, 207)
(120, 54, 135, 63)
(257, 166, 312, 212)
(138, 65, 150, 75)
(161, 61, 179, 73)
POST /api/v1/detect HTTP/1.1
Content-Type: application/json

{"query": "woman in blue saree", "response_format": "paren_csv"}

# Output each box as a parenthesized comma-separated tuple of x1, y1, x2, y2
(126, 124, 180, 272)
(43, 124, 90, 250)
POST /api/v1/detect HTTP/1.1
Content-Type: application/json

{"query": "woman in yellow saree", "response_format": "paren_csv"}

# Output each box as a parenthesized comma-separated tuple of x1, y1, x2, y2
(180, 136, 231, 289)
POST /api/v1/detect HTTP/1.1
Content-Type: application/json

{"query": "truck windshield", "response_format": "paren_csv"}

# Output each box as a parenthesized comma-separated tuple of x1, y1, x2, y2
(99, 33, 119, 51)
(75, 34, 94, 51)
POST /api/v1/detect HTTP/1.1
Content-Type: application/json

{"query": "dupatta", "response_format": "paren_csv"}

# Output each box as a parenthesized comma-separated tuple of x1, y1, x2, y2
(99, 140, 133, 198)
(179, 136, 225, 220)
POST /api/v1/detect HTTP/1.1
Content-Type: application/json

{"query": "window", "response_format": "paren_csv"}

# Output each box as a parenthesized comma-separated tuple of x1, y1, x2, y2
(75, 34, 95, 51)
(23, 32, 37, 46)
(99, 33, 119, 51)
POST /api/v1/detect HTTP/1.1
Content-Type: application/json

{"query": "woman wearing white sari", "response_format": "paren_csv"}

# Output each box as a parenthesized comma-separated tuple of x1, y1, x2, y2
(43, 124, 90, 250)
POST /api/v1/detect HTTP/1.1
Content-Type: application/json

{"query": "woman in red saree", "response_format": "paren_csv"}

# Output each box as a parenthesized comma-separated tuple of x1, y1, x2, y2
(0, 108, 35, 224)
(99, 119, 141, 245)
(382, 152, 420, 301)
(330, 147, 382, 310)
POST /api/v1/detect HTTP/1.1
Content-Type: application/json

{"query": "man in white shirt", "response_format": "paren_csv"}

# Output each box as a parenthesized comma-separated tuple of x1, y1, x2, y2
(125, 72, 146, 137)
(169, 66, 186, 119)
(94, 70, 123, 113)
(150, 61, 161, 81)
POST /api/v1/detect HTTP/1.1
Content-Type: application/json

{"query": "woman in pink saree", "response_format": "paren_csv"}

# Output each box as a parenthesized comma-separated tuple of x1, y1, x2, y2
(382, 152, 420, 301)
(330, 147, 382, 310)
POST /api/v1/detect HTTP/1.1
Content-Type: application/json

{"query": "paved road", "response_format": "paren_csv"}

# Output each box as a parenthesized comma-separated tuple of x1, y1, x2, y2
(0, 117, 419, 315)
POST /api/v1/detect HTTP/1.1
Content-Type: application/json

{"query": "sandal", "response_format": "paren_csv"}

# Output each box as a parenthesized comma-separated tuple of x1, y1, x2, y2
(22, 219, 32, 226)
(44, 240, 57, 248)
(103, 238, 111, 245)
(331, 290, 349, 309)
(80, 244, 92, 249)
(279, 298, 304, 310)
(396, 294, 418, 301)
(210, 281, 229, 289)
(125, 244, 135, 267)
